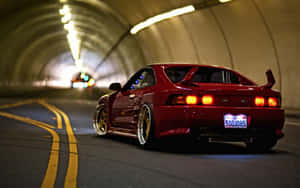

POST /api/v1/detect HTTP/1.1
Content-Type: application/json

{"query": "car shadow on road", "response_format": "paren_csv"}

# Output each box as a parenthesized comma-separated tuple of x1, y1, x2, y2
(92, 134, 288, 155)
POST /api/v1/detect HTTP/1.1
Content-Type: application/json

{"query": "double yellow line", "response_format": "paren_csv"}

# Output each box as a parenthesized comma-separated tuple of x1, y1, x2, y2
(0, 99, 78, 188)
(38, 100, 78, 188)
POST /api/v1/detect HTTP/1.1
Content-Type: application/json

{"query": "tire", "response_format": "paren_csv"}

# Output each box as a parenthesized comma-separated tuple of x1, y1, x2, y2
(246, 138, 277, 153)
(93, 105, 108, 136)
(137, 104, 156, 149)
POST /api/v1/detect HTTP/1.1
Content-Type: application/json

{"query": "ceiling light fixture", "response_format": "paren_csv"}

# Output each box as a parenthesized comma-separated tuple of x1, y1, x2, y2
(219, 0, 232, 3)
(59, 4, 84, 73)
(130, 5, 195, 35)
(61, 13, 72, 23)
(59, 5, 70, 15)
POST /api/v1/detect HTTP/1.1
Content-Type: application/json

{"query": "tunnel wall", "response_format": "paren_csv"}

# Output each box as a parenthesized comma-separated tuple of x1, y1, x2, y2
(106, 0, 300, 113)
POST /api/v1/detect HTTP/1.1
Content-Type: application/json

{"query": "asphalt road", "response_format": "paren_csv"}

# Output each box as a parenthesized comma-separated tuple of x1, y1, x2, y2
(0, 98, 299, 188)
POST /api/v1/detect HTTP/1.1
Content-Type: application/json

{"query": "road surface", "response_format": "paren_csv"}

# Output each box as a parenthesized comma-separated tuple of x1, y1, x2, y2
(0, 98, 299, 188)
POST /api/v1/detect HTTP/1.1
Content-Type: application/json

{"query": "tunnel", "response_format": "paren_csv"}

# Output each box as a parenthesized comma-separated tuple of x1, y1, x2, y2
(0, 0, 299, 115)
(1, 1, 300, 187)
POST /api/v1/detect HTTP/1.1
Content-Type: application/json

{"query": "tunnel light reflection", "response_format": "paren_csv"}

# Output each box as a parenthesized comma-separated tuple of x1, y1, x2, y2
(219, 0, 232, 3)
(130, 5, 195, 34)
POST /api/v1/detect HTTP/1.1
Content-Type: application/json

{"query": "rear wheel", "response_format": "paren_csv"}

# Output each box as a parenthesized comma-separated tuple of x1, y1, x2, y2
(94, 105, 108, 136)
(137, 104, 155, 148)
(246, 138, 277, 153)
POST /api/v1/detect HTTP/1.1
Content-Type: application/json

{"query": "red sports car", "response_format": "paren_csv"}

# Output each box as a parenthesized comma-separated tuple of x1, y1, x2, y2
(93, 64, 284, 151)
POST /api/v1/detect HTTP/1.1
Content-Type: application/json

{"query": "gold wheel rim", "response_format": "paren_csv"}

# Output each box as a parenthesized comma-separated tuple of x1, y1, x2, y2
(143, 111, 151, 141)
(97, 109, 107, 133)
(138, 106, 151, 145)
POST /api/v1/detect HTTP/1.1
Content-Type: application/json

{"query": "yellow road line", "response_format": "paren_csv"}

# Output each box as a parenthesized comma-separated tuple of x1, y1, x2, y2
(38, 100, 63, 129)
(0, 111, 60, 188)
(0, 99, 36, 109)
(40, 100, 78, 188)
(0, 111, 55, 129)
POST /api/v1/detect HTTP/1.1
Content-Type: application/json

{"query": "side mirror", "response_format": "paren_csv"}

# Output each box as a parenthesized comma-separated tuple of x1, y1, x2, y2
(109, 83, 122, 91)
(264, 69, 275, 89)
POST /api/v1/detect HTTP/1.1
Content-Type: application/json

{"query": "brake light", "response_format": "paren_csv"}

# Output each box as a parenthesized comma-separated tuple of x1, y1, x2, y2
(255, 96, 265, 106)
(202, 95, 214, 105)
(185, 95, 198, 105)
(268, 97, 278, 107)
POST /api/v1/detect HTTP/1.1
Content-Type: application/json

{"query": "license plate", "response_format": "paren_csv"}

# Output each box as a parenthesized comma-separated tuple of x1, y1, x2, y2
(224, 114, 247, 128)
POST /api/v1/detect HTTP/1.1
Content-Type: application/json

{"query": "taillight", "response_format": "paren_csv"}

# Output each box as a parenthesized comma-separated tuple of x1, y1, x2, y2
(202, 95, 214, 105)
(168, 95, 214, 105)
(185, 95, 198, 105)
(170, 95, 185, 105)
(268, 97, 278, 107)
(255, 96, 265, 106)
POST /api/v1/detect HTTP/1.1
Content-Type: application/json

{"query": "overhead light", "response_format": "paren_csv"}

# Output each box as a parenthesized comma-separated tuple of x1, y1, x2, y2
(61, 13, 71, 23)
(67, 32, 81, 60)
(58, 3, 84, 73)
(64, 21, 75, 31)
(130, 5, 195, 35)
(59, 5, 70, 15)
(219, 0, 232, 3)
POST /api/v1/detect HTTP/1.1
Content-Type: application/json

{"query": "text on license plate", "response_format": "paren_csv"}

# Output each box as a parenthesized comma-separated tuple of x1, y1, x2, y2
(224, 113, 247, 128)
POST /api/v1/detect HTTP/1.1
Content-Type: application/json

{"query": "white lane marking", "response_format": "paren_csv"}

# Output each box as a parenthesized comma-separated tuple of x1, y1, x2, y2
(286, 121, 300, 127)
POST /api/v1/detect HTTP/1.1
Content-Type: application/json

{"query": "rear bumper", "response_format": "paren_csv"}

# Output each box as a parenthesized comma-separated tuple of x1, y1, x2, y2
(155, 105, 285, 140)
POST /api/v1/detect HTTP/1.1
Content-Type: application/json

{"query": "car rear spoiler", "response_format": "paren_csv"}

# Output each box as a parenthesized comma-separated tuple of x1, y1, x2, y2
(178, 67, 199, 86)
(263, 69, 275, 89)
(178, 67, 276, 89)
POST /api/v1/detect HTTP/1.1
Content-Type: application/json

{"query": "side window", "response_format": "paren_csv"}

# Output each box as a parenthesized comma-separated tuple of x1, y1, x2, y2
(131, 73, 144, 90)
(122, 68, 155, 91)
(139, 69, 155, 88)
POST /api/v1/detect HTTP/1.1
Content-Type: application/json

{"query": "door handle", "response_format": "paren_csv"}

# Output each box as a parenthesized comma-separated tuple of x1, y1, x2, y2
(129, 94, 136, 99)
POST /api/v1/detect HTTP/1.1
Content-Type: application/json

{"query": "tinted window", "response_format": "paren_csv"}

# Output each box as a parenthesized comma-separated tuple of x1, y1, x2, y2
(140, 69, 155, 88)
(192, 67, 240, 84)
(123, 68, 155, 91)
(165, 66, 240, 84)
(165, 67, 192, 83)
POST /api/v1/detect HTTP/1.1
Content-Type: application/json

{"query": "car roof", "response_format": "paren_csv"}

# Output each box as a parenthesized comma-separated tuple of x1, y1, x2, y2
(149, 63, 232, 70)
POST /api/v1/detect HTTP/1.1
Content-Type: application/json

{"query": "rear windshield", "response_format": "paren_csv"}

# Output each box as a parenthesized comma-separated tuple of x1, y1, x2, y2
(165, 66, 192, 83)
(165, 66, 240, 84)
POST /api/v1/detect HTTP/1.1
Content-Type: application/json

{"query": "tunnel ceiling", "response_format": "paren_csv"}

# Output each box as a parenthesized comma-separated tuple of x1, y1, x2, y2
(0, 0, 225, 87)
(0, 0, 144, 87)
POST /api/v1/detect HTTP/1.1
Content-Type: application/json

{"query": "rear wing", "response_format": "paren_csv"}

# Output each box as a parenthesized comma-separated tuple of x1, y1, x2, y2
(263, 69, 275, 89)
